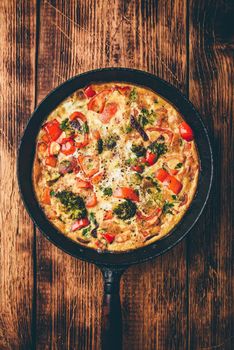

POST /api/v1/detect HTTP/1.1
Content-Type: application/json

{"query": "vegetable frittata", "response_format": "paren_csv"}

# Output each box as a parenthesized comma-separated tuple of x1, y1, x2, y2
(33, 83, 199, 251)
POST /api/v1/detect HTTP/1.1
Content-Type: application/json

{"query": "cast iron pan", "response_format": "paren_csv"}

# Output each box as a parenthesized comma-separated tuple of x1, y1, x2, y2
(17, 68, 213, 350)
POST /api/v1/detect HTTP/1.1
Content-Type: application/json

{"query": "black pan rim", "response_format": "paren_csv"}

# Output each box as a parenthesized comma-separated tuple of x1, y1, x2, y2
(17, 67, 213, 267)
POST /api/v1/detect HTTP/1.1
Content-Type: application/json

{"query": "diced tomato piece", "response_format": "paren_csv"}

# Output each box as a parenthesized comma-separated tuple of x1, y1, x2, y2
(43, 119, 62, 141)
(61, 139, 76, 155)
(179, 121, 194, 142)
(113, 187, 139, 202)
(41, 133, 50, 144)
(84, 85, 96, 98)
(78, 155, 99, 178)
(45, 155, 57, 167)
(76, 133, 89, 148)
(164, 175, 183, 195)
(49, 141, 61, 155)
(155, 168, 169, 182)
(99, 102, 118, 124)
(69, 111, 87, 122)
(86, 193, 97, 208)
(91, 171, 104, 184)
(104, 210, 113, 220)
(76, 177, 93, 189)
(41, 187, 51, 205)
(145, 151, 157, 166)
(87, 89, 112, 113)
(71, 218, 90, 232)
(92, 130, 101, 140)
(38, 142, 48, 153)
(131, 165, 144, 173)
(102, 233, 115, 244)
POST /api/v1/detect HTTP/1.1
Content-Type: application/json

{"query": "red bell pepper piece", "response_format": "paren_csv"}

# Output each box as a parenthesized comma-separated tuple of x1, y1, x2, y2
(104, 210, 114, 220)
(102, 233, 115, 244)
(155, 168, 169, 182)
(86, 192, 97, 208)
(43, 119, 62, 141)
(145, 151, 157, 166)
(78, 155, 99, 178)
(84, 85, 96, 98)
(76, 177, 93, 189)
(45, 155, 57, 167)
(87, 89, 112, 113)
(69, 111, 87, 122)
(61, 139, 76, 155)
(164, 175, 183, 195)
(71, 218, 90, 232)
(114, 85, 131, 95)
(92, 130, 101, 140)
(156, 168, 183, 194)
(41, 187, 51, 205)
(99, 102, 118, 124)
(179, 121, 194, 142)
(113, 187, 139, 202)
(131, 165, 144, 173)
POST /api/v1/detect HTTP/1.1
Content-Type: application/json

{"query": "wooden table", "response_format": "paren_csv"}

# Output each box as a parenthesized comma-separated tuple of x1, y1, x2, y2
(0, 1, 233, 349)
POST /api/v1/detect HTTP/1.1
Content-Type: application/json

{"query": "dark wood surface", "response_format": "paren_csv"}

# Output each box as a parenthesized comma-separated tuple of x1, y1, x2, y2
(0, 1, 233, 349)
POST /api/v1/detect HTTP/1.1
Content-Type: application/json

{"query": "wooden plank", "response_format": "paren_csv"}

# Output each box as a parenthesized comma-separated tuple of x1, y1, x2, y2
(36, 1, 188, 349)
(0, 0, 36, 349)
(188, 1, 234, 349)
(119, 2, 188, 349)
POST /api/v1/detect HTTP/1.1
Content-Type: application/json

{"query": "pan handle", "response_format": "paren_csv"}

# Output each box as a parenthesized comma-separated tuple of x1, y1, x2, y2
(99, 266, 126, 350)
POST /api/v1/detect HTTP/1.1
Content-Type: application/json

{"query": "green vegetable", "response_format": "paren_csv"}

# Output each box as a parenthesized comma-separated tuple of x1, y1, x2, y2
(60, 118, 70, 131)
(131, 144, 146, 157)
(125, 124, 133, 133)
(138, 109, 156, 128)
(171, 195, 177, 200)
(50, 190, 56, 197)
(129, 88, 137, 103)
(113, 200, 137, 220)
(82, 226, 91, 237)
(175, 162, 183, 169)
(145, 176, 161, 192)
(89, 212, 98, 226)
(60, 118, 75, 136)
(97, 139, 103, 154)
(162, 201, 174, 215)
(148, 141, 167, 157)
(81, 122, 89, 134)
(179, 139, 183, 146)
(103, 187, 113, 196)
(55, 190, 87, 220)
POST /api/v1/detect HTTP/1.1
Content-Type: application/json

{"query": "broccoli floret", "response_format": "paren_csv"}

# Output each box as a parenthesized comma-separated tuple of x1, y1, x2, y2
(129, 88, 137, 102)
(148, 141, 167, 157)
(113, 200, 137, 220)
(131, 144, 146, 157)
(55, 190, 87, 219)
(162, 201, 174, 215)
(103, 187, 113, 196)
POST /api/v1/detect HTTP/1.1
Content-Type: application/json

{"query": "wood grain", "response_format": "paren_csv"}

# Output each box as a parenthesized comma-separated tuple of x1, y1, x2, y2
(36, 1, 188, 350)
(0, 0, 233, 349)
(0, 0, 36, 349)
(188, 1, 234, 349)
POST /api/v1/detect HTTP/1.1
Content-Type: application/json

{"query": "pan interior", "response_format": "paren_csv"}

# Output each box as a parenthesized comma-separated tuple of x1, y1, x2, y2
(17, 68, 213, 266)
